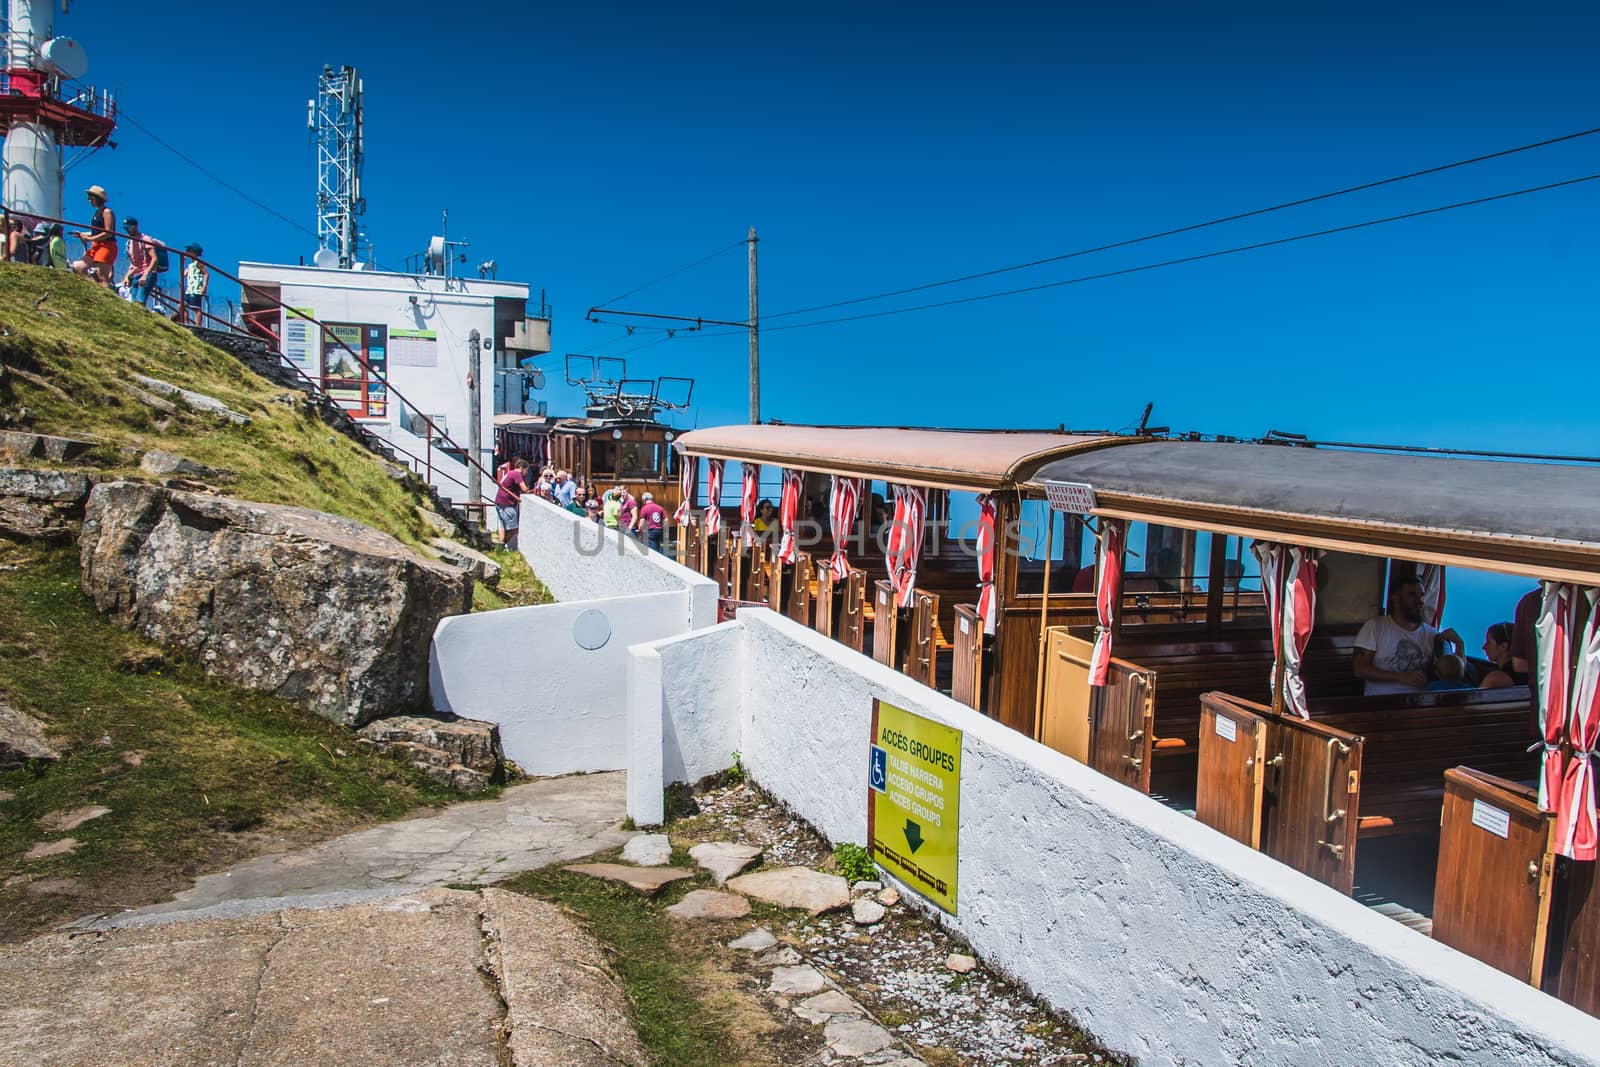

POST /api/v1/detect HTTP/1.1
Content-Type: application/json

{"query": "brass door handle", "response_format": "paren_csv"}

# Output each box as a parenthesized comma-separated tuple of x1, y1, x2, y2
(1323, 737, 1351, 824)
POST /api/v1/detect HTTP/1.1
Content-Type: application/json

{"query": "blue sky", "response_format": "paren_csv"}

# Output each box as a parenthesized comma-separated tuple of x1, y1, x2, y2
(45, 1, 1598, 639)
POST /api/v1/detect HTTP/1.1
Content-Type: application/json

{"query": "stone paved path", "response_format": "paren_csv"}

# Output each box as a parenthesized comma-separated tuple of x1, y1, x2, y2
(98, 772, 631, 927)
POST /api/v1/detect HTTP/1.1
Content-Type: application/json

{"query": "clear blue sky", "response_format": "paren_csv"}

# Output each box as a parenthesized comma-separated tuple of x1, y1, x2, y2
(57, 0, 1598, 640)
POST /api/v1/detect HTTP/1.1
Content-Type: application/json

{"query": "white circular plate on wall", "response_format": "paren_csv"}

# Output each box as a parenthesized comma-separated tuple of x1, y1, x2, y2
(572, 609, 612, 651)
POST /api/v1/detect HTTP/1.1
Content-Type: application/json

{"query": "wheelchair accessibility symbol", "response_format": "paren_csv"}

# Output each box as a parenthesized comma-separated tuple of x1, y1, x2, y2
(869, 744, 888, 794)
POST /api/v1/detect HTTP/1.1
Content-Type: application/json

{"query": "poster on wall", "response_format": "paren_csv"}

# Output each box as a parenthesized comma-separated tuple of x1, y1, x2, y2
(868, 698, 962, 914)
(282, 307, 316, 368)
(321, 322, 389, 420)
(391, 329, 438, 367)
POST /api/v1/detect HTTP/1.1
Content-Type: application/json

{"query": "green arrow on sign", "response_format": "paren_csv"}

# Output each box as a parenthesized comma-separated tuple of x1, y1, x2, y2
(904, 818, 924, 854)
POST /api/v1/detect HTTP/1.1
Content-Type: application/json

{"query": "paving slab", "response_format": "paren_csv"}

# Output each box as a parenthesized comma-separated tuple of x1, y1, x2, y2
(665, 889, 751, 920)
(727, 866, 850, 915)
(107, 773, 631, 924)
(688, 841, 763, 884)
(565, 863, 692, 896)
(620, 833, 671, 866)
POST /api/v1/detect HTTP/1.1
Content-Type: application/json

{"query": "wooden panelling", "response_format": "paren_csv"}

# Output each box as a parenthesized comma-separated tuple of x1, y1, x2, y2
(1553, 856, 1600, 1016)
(1433, 768, 1554, 985)
(814, 569, 836, 638)
(840, 569, 867, 653)
(786, 553, 813, 626)
(1039, 630, 1095, 764)
(1258, 710, 1363, 895)
(872, 580, 903, 670)
(951, 604, 985, 711)
(905, 591, 941, 687)
(1087, 656, 1156, 792)
(1196, 693, 1268, 848)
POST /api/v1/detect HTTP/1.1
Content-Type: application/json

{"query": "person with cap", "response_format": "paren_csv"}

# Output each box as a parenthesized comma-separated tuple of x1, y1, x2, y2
(638, 491, 667, 553)
(72, 185, 117, 288)
(118, 217, 165, 307)
(180, 244, 208, 323)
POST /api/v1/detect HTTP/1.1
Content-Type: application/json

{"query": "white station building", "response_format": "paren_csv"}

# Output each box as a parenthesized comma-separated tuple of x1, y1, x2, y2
(239, 261, 551, 525)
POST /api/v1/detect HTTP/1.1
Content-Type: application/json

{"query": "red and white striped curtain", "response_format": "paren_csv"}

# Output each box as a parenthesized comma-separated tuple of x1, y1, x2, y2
(673, 454, 695, 527)
(885, 484, 927, 609)
(1419, 563, 1447, 628)
(975, 493, 998, 635)
(1253, 541, 1320, 718)
(1537, 582, 1574, 817)
(739, 464, 759, 548)
(1560, 587, 1600, 861)
(703, 459, 724, 537)
(777, 469, 802, 563)
(828, 475, 860, 582)
(1088, 519, 1126, 687)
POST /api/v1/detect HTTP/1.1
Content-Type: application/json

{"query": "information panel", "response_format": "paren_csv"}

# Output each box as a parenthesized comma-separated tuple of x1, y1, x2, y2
(868, 699, 962, 914)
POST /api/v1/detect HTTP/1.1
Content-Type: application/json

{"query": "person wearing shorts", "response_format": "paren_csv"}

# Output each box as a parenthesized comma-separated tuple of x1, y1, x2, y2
(495, 459, 532, 550)
(73, 185, 117, 288)
(182, 243, 208, 322)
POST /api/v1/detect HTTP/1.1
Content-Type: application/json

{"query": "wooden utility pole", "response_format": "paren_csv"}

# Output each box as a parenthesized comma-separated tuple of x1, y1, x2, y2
(467, 328, 483, 517)
(748, 226, 760, 424)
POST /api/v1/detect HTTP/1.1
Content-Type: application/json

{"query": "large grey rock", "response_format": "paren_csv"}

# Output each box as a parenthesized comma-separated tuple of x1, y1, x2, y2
(356, 715, 503, 793)
(429, 538, 501, 586)
(0, 699, 58, 768)
(767, 965, 826, 995)
(727, 866, 850, 915)
(823, 1017, 894, 1057)
(0, 431, 97, 463)
(79, 482, 471, 726)
(138, 450, 227, 480)
(129, 374, 251, 425)
(0, 466, 90, 539)
(689, 840, 763, 885)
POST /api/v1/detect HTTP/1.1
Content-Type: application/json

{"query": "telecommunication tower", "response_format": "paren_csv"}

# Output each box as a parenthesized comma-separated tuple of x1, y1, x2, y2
(307, 64, 365, 268)
(0, 0, 117, 221)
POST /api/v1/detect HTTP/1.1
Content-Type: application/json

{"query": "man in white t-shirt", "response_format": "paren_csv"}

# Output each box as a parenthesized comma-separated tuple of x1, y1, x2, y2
(1353, 575, 1464, 696)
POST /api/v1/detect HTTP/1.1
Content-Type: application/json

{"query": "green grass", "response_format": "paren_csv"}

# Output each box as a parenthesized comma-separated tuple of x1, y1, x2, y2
(502, 857, 742, 1066)
(0, 542, 462, 939)
(0, 264, 442, 548)
(471, 548, 551, 611)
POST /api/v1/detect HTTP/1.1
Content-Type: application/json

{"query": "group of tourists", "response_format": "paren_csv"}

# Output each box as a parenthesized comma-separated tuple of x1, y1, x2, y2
(493, 460, 668, 554)
(2, 185, 209, 318)
(1354, 573, 1532, 696)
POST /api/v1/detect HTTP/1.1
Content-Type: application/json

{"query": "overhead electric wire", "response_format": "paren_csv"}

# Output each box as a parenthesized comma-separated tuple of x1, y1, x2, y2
(669, 171, 1600, 339)
(596, 238, 747, 308)
(112, 105, 319, 241)
(765, 125, 1600, 321)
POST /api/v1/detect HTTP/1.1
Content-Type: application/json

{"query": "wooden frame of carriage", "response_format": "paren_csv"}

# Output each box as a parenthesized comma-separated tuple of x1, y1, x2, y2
(1023, 438, 1600, 1017)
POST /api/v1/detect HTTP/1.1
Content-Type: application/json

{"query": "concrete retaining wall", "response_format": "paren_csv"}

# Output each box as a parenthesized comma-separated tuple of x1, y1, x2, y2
(431, 591, 688, 775)
(625, 607, 1600, 1066)
(516, 495, 716, 629)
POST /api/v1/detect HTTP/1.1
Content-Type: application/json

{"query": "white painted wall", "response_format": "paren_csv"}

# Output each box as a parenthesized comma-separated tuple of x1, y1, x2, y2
(624, 608, 1600, 1067)
(430, 591, 687, 775)
(517, 494, 717, 629)
(238, 262, 528, 523)
(625, 622, 746, 825)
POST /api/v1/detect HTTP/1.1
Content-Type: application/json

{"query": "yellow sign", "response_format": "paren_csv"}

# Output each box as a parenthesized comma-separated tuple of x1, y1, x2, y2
(868, 698, 961, 914)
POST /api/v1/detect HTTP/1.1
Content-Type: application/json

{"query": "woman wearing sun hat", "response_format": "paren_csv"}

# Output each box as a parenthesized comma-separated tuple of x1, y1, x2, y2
(72, 185, 117, 288)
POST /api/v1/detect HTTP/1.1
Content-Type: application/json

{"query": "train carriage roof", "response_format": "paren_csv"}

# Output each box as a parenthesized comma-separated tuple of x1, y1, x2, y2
(674, 424, 1134, 492)
(1028, 440, 1600, 583)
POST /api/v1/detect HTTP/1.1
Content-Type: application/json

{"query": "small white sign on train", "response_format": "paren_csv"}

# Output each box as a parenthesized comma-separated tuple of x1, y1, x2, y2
(1044, 481, 1097, 514)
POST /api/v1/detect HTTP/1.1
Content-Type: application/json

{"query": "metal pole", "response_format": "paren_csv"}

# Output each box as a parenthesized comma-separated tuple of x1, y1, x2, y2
(747, 226, 759, 424)
(467, 329, 482, 519)
(1033, 506, 1056, 735)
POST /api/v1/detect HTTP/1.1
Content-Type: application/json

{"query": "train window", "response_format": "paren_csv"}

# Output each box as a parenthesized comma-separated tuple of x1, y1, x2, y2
(619, 442, 659, 478)
(1013, 500, 1090, 596)
(591, 441, 617, 476)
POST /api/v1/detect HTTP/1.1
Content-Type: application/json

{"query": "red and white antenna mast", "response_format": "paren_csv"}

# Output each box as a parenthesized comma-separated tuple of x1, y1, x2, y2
(0, 0, 116, 221)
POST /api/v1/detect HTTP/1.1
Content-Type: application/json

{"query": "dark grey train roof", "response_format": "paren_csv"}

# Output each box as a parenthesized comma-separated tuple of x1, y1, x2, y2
(1029, 440, 1600, 550)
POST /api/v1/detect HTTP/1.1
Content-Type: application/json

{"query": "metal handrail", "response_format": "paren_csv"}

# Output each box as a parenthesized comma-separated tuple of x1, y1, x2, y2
(1, 206, 503, 514)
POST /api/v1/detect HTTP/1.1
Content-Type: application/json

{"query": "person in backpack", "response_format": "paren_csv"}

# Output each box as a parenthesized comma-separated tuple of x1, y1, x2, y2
(34, 223, 68, 269)
(119, 217, 166, 307)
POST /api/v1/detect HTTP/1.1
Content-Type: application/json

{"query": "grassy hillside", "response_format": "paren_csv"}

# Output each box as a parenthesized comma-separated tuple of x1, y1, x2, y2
(0, 266, 548, 938)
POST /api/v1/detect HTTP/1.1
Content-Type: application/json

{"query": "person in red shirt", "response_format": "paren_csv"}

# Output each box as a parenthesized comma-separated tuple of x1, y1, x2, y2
(638, 492, 667, 553)
(495, 459, 532, 549)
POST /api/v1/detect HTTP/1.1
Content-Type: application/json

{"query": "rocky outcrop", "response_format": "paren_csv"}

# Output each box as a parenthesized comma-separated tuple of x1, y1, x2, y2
(0, 431, 97, 463)
(0, 699, 58, 768)
(79, 481, 471, 726)
(429, 538, 500, 587)
(356, 714, 503, 793)
(0, 467, 90, 540)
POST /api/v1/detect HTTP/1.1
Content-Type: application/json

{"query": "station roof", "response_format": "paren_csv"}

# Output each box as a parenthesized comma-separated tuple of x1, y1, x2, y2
(674, 424, 1135, 493)
(1028, 440, 1600, 583)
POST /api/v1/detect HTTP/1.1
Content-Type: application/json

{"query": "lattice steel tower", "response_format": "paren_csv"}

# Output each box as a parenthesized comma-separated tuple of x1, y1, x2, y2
(308, 65, 365, 268)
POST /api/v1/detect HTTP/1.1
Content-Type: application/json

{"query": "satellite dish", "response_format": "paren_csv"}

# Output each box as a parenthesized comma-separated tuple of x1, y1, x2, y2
(426, 236, 446, 273)
(312, 247, 339, 269)
(527, 368, 546, 391)
(40, 38, 88, 81)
